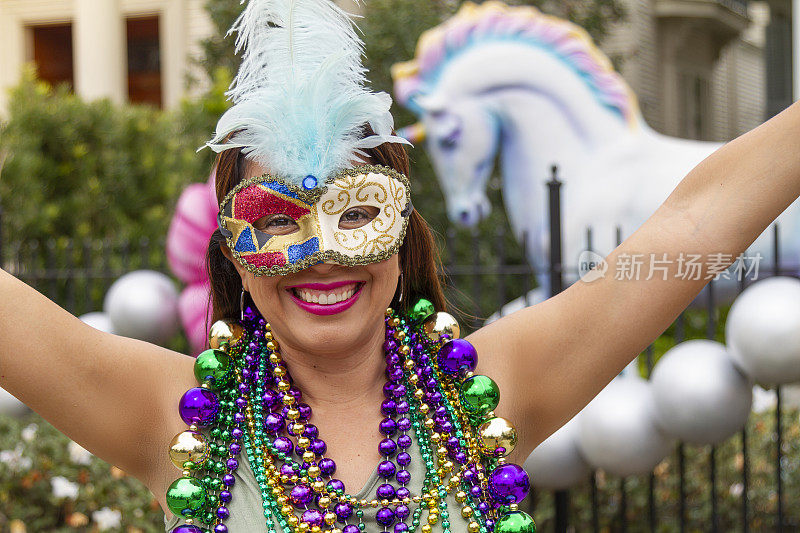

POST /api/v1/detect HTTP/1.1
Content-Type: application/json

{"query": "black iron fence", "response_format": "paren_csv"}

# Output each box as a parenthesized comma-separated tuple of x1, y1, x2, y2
(1, 168, 798, 531)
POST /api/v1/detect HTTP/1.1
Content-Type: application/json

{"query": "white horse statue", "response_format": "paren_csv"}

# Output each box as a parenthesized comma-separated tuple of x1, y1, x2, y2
(392, 1, 799, 309)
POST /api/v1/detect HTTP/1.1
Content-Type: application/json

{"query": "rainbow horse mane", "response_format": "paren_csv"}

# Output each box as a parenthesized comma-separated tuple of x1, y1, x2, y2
(392, 1, 640, 129)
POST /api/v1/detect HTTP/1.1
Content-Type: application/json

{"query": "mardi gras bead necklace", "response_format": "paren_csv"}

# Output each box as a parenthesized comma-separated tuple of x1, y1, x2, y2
(166, 299, 536, 533)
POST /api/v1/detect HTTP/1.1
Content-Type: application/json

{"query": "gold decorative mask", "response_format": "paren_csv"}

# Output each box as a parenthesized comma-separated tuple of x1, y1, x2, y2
(218, 165, 413, 276)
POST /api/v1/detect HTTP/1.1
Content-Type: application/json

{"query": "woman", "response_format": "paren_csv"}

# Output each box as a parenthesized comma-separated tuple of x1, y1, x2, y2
(3, 1, 800, 532)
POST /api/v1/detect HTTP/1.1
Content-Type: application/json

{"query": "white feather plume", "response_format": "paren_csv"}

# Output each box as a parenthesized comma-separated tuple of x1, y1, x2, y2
(205, 0, 410, 186)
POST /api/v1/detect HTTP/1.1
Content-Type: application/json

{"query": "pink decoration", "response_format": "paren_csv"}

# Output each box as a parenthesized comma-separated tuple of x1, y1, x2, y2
(178, 281, 213, 355)
(167, 172, 218, 354)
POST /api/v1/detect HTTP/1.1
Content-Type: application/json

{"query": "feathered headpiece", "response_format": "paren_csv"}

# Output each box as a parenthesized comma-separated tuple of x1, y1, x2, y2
(205, 0, 410, 189)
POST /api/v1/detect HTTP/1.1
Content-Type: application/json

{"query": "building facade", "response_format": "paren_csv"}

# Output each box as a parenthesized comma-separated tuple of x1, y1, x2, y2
(0, 0, 786, 143)
(602, 0, 770, 142)
(0, 0, 213, 111)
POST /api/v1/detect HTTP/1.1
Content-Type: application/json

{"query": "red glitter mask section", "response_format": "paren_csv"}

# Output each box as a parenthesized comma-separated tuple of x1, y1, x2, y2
(232, 184, 311, 224)
(245, 251, 288, 268)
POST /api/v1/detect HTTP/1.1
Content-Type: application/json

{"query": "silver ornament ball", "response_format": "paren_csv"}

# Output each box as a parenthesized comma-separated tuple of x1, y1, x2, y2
(523, 413, 590, 490)
(725, 277, 800, 384)
(79, 312, 116, 334)
(104, 270, 180, 344)
(651, 339, 752, 445)
(577, 376, 673, 477)
(0, 387, 29, 418)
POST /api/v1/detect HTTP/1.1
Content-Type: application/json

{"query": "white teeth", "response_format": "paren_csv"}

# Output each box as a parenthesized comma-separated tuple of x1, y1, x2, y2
(294, 285, 359, 304)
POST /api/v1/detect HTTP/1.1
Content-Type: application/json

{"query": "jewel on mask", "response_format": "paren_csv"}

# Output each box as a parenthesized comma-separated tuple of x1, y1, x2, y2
(303, 175, 318, 190)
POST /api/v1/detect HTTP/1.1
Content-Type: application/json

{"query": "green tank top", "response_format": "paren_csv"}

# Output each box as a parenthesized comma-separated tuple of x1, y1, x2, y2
(164, 429, 473, 532)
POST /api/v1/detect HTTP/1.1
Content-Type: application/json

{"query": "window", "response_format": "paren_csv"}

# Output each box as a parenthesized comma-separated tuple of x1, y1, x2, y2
(679, 72, 710, 140)
(30, 24, 74, 89)
(127, 16, 161, 107)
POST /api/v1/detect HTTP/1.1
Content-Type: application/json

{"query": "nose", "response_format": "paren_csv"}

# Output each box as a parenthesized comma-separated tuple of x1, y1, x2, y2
(459, 210, 471, 224)
(307, 261, 337, 274)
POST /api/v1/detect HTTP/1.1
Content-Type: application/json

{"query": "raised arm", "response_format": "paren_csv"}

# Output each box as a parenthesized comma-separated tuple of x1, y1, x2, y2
(470, 101, 800, 455)
(0, 268, 193, 487)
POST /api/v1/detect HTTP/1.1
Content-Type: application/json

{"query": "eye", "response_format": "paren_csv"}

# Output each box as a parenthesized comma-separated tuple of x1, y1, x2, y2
(339, 206, 379, 230)
(254, 214, 300, 236)
(438, 127, 461, 151)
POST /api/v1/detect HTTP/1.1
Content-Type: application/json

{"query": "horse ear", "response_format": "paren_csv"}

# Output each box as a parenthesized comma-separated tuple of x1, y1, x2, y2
(396, 123, 426, 144)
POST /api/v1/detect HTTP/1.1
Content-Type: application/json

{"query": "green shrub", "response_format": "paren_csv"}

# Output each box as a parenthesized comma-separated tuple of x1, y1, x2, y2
(0, 69, 218, 246)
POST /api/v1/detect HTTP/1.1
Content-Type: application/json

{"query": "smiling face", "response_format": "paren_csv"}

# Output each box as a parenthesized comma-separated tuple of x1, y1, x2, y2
(221, 160, 403, 356)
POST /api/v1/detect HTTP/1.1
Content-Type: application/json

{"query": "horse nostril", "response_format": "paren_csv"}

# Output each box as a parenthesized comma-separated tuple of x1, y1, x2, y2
(459, 211, 470, 224)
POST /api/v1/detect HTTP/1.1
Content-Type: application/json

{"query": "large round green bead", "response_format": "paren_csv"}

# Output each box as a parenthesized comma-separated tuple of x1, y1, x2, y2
(459, 375, 500, 415)
(194, 349, 231, 388)
(409, 298, 435, 323)
(495, 511, 536, 533)
(166, 477, 208, 517)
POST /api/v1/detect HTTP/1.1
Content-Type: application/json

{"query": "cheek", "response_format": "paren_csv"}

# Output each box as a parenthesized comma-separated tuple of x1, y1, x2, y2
(368, 261, 401, 300)
(244, 275, 283, 316)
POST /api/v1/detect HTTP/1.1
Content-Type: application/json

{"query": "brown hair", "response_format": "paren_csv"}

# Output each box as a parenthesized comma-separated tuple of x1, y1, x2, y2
(206, 137, 447, 322)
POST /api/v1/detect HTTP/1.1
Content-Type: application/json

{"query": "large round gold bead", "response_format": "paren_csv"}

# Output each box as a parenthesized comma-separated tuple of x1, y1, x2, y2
(208, 320, 244, 350)
(169, 430, 208, 469)
(422, 312, 460, 341)
(478, 417, 518, 457)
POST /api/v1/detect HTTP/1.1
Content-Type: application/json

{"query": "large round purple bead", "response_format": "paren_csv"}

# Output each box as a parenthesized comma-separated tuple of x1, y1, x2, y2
(178, 387, 219, 427)
(396, 469, 411, 484)
(376, 507, 396, 526)
(380, 418, 398, 435)
(301, 508, 324, 526)
(327, 479, 345, 492)
(273, 436, 293, 454)
(172, 527, 203, 533)
(437, 339, 478, 374)
(378, 460, 396, 478)
(488, 463, 530, 504)
(319, 458, 337, 475)
(335, 502, 353, 520)
(290, 484, 314, 507)
(343, 526, 360, 533)
(263, 413, 285, 433)
(377, 483, 396, 499)
(379, 438, 397, 456)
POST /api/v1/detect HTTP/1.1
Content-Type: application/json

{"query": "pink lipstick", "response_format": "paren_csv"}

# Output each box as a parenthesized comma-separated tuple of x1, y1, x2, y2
(287, 281, 364, 316)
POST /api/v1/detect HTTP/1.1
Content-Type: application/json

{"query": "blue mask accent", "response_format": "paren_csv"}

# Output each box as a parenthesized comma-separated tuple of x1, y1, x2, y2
(235, 227, 258, 253)
(287, 237, 320, 263)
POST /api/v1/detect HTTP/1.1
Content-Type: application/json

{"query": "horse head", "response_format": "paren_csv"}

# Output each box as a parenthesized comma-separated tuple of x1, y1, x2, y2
(393, 2, 642, 227)
(405, 94, 500, 227)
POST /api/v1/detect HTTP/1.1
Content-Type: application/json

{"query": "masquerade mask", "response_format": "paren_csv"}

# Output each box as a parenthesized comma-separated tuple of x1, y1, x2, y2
(219, 165, 413, 276)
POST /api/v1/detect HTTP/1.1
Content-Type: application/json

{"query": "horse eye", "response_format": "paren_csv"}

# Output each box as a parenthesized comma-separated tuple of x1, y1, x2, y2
(439, 128, 461, 151)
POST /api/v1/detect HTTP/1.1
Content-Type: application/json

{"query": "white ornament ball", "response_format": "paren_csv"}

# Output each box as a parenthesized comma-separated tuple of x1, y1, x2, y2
(0, 387, 29, 418)
(104, 270, 179, 344)
(577, 377, 673, 477)
(651, 340, 752, 445)
(79, 312, 116, 334)
(726, 277, 800, 384)
(524, 414, 590, 490)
